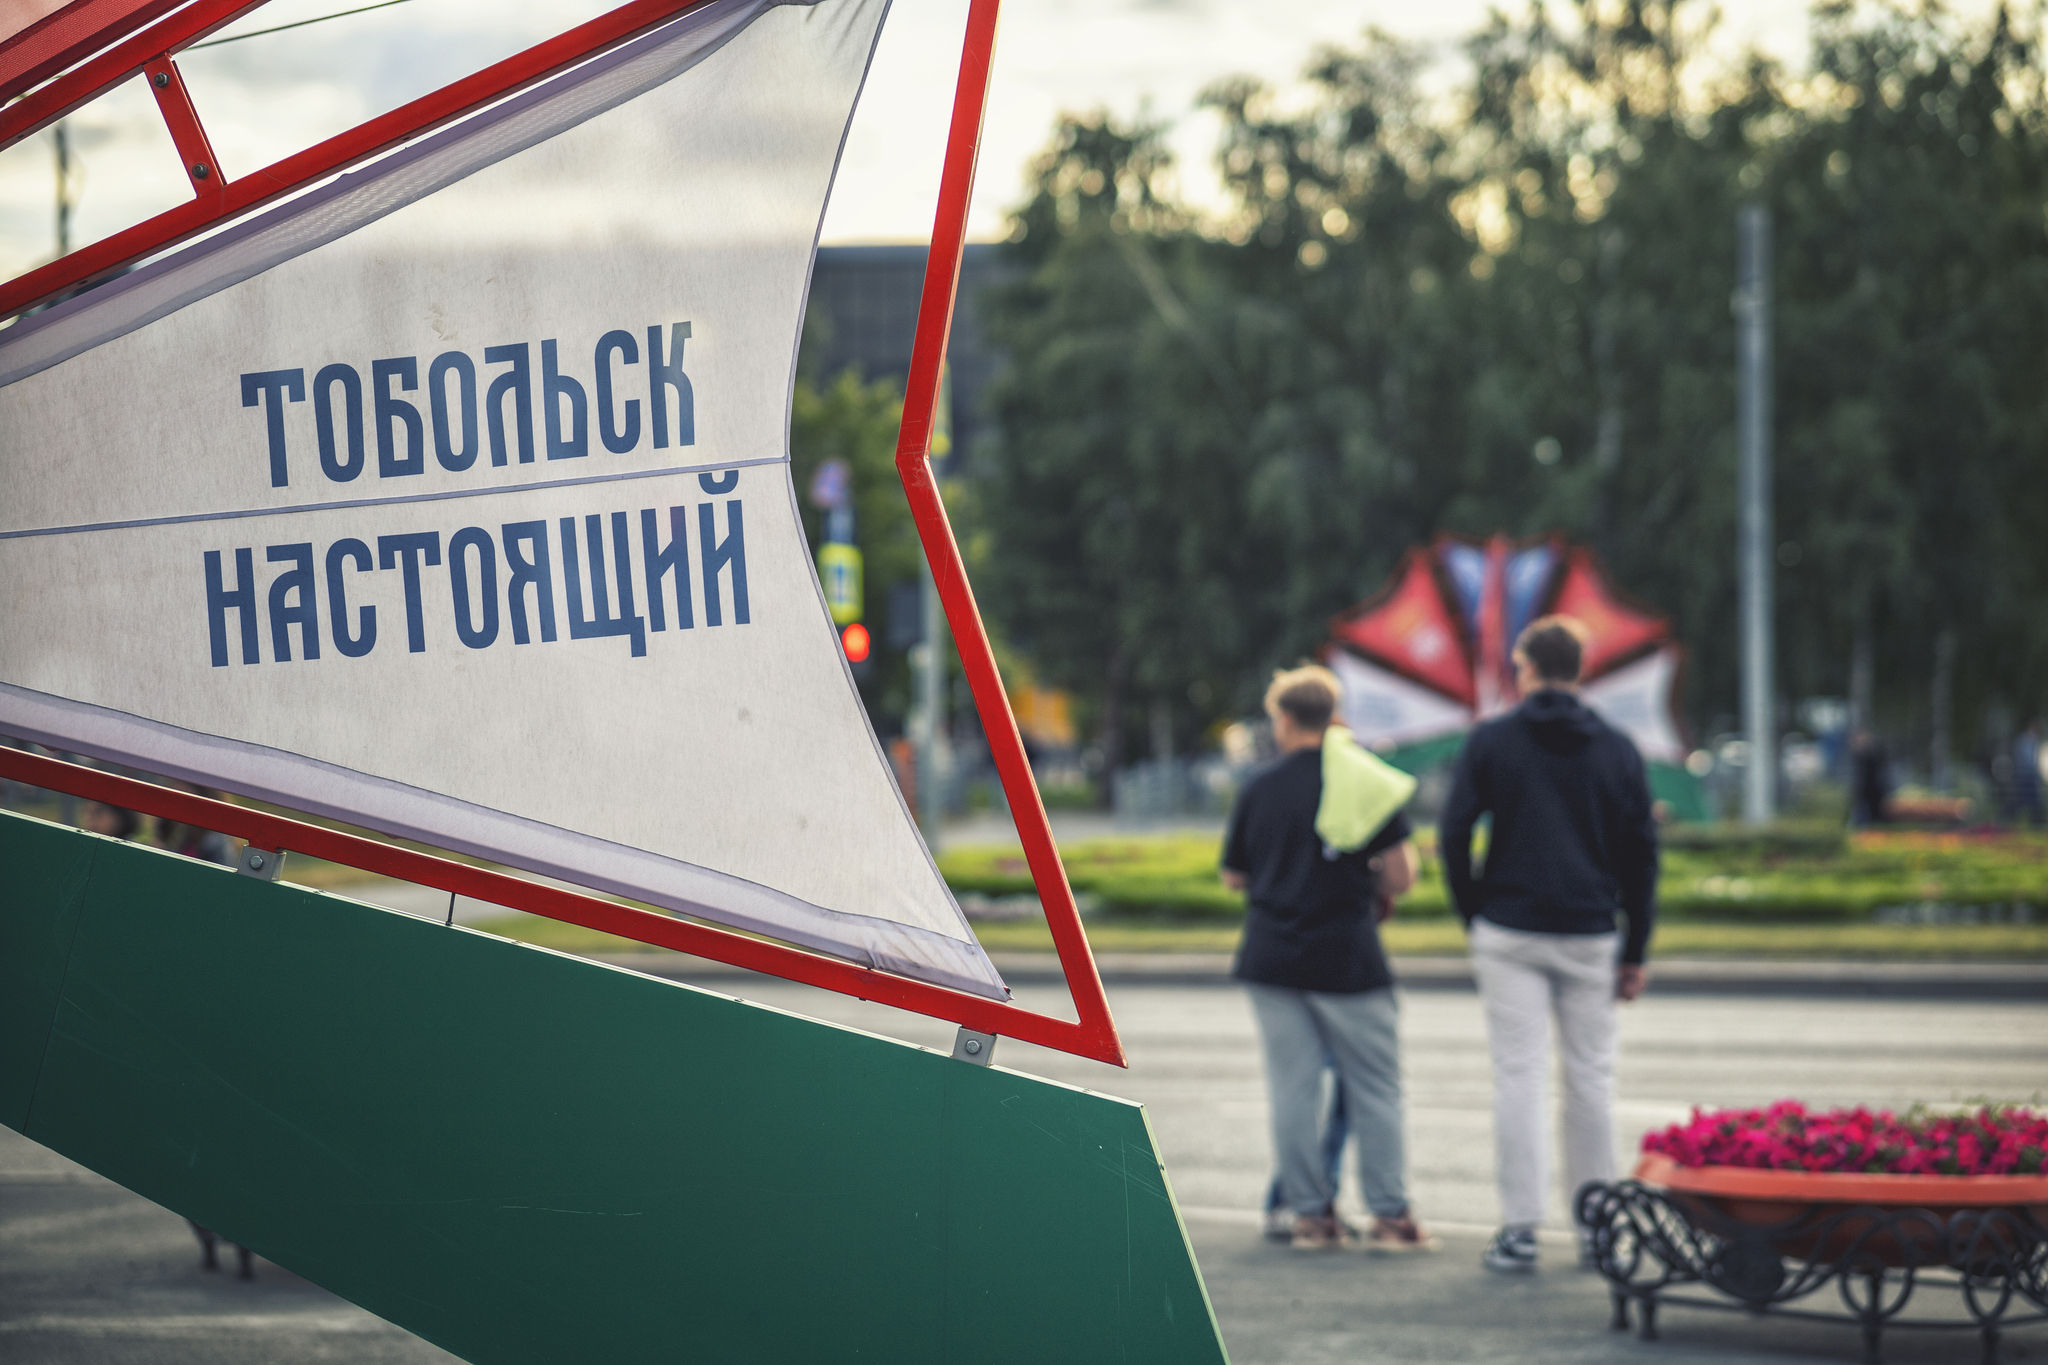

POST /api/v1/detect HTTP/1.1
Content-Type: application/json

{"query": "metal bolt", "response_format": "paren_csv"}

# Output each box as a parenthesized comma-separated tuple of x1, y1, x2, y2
(964, 1039, 981, 1055)
(191, 163, 210, 180)
(153, 71, 169, 88)
(247, 852, 264, 869)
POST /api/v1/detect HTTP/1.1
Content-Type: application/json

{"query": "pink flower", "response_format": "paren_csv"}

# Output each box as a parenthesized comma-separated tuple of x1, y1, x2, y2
(1642, 1103, 2048, 1176)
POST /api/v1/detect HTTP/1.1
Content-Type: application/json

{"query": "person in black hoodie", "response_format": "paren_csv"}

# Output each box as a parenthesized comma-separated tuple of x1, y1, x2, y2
(1438, 617, 1658, 1275)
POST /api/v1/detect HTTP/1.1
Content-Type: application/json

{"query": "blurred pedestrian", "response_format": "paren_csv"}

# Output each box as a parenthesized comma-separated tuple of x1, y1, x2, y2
(81, 801, 141, 841)
(188, 1222, 254, 1279)
(1258, 891, 1401, 1239)
(156, 781, 234, 864)
(1438, 618, 1659, 1274)
(1849, 728, 1892, 827)
(1221, 665, 1437, 1254)
(2012, 721, 2045, 828)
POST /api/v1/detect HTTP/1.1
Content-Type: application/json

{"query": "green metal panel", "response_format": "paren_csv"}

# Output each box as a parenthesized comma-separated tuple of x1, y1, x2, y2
(1381, 735, 1716, 824)
(0, 811, 1226, 1364)
(0, 811, 93, 1131)
(1647, 760, 1715, 823)
(1377, 732, 1469, 777)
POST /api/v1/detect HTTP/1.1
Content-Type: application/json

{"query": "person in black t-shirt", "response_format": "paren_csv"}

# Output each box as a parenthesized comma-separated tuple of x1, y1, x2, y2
(1221, 666, 1437, 1254)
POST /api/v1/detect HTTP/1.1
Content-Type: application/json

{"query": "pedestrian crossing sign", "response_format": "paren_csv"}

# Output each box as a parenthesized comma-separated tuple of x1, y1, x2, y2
(819, 542, 863, 625)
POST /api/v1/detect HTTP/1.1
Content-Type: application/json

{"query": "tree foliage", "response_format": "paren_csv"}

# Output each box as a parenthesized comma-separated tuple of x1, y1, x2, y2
(788, 366, 918, 724)
(972, 0, 2048, 771)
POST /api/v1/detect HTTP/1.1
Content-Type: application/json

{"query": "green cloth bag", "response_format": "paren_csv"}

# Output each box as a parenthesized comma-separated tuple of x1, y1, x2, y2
(1315, 726, 1418, 853)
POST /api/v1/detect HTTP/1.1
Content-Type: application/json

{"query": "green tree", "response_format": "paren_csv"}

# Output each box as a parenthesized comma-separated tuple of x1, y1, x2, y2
(788, 366, 919, 726)
(971, 0, 2048, 768)
(1770, 2, 2048, 750)
(975, 116, 1271, 786)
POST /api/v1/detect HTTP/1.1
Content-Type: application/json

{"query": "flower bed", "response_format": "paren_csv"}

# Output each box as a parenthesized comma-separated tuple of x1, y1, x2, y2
(1581, 1102, 2048, 1359)
(1643, 1101, 2048, 1177)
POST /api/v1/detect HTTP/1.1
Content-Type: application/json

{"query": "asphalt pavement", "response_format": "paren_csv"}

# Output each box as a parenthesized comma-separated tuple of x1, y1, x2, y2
(7, 963, 2045, 1363)
(0, 1163, 463, 1365)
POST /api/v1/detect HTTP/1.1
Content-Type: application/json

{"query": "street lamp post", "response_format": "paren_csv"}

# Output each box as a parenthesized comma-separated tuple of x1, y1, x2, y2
(914, 556, 950, 844)
(1735, 204, 1776, 824)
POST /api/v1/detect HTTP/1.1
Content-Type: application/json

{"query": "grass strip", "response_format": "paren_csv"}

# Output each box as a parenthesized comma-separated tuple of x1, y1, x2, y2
(466, 912, 2048, 962)
(942, 832, 2048, 923)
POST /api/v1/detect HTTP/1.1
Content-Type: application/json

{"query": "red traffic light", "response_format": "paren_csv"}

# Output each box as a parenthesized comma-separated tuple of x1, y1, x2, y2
(840, 621, 871, 663)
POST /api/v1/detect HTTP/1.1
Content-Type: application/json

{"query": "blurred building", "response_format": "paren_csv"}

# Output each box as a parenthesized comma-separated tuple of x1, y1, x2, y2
(803, 243, 1009, 473)
(804, 244, 1022, 812)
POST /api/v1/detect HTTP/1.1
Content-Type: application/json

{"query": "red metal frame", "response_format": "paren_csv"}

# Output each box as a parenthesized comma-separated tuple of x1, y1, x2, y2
(0, 0, 188, 103)
(0, 748, 1124, 1066)
(1, 0, 1126, 1066)
(0, 0, 269, 152)
(144, 56, 222, 195)
(0, 0, 716, 319)
(890, 0, 1123, 1066)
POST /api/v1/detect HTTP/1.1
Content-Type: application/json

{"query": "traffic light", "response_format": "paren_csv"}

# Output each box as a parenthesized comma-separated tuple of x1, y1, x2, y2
(808, 456, 869, 674)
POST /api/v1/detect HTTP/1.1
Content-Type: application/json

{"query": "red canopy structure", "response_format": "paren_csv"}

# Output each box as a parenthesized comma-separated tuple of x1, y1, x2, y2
(1327, 534, 1689, 765)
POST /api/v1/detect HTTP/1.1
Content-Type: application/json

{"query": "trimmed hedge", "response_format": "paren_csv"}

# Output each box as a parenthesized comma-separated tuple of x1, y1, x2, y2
(938, 830, 2048, 923)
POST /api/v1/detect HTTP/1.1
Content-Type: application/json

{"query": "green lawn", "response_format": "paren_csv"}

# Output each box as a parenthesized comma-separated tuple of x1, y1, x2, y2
(465, 913, 695, 958)
(31, 786, 2031, 962)
(281, 854, 398, 890)
(943, 836, 1248, 916)
(39, 782, 2036, 930)
(971, 917, 2048, 960)
(424, 825, 2048, 962)
(467, 912, 2048, 962)
(941, 828, 2048, 924)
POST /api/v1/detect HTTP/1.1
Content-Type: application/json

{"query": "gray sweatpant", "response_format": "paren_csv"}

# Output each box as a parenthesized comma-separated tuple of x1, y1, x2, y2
(1244, 982, 1409, 1220)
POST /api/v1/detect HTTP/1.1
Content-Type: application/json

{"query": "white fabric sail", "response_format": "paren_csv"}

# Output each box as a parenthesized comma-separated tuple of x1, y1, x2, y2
(1328, 650, 1473, 751)
(0, 0, 1008, 1000)
(1580, 646, 1688, 767)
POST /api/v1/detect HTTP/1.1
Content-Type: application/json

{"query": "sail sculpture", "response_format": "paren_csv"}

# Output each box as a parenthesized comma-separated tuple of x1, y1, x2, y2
(1327, 534, 1690, 766)
(0, 0, 1009, 999)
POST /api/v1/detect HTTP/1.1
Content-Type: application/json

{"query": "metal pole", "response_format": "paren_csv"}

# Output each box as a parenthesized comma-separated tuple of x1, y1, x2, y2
(1735, 204, 1775, 824)
(1931, 629, 1955, 792)
(54, 120, 73, 258)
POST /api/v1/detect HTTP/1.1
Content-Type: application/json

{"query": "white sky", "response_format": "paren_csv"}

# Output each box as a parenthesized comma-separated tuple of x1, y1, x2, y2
(0, 0, 1972, 284)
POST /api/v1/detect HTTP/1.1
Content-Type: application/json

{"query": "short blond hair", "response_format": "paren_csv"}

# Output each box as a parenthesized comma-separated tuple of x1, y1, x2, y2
(1264, 664, 1342, 730)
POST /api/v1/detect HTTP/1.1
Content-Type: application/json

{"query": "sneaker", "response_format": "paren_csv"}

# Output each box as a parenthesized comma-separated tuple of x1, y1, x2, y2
(1365, 1212, 1441, 1255)
(1483, 1227, 1539, 1274)
(1263, 1206, 1297, 1244)
(1290, 1213, 1362, 1251)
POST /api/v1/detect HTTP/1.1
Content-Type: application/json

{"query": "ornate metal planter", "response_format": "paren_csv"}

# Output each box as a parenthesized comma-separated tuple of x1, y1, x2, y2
(1578, 1155, 2048, 1364)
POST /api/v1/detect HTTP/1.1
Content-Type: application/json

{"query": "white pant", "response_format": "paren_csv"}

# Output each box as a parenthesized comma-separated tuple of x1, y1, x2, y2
(1469, 918, 1619, 1230)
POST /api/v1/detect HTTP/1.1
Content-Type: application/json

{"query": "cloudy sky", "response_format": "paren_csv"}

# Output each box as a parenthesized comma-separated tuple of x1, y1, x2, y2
(0, 0, 1957, 284)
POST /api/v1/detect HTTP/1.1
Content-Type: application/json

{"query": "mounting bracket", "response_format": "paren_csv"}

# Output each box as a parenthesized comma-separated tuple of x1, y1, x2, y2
(238, 846, 285, 880)
(951, 1028, 996, 1066)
